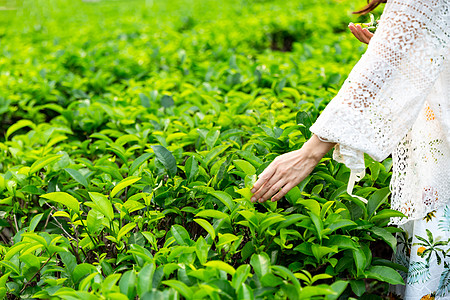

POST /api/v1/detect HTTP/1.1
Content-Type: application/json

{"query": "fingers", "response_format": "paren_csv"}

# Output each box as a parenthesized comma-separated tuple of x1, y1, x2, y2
(348, 23, 372, 45)
(258, 180, 286, 203)
(361, 28, 374, 43)
(251, 164, 276, 194)
(250, 147, 321, 204)
(348, 23, 364, 43)
(271, 181, 297, 202)
(251, 172, 283, 203)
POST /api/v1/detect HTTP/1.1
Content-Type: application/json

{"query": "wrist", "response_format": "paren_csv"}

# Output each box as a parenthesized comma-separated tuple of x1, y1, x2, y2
(302, 134, 336, 161)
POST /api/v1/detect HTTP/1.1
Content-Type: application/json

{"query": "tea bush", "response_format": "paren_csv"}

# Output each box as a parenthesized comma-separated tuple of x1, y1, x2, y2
(0, 0, 405, 299)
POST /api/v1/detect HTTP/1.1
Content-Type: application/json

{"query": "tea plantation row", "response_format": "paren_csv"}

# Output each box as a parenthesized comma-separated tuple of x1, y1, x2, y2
(0, 0, 405, 299)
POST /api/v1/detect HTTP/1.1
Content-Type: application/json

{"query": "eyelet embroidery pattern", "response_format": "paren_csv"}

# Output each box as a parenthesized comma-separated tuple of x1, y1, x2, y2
(390, 99, 450, 225)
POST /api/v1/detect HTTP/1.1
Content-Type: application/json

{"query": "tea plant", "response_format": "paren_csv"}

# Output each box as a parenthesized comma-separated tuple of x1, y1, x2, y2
(0, 0, 402, 299)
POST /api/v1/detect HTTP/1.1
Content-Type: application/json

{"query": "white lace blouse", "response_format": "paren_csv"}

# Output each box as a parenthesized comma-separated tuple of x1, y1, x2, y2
(309, 0, 450, 225)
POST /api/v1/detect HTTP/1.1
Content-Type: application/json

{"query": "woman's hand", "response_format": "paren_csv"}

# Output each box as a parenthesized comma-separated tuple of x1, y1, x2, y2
(250, 135, 336, 203)
(348, 22, 374, 44)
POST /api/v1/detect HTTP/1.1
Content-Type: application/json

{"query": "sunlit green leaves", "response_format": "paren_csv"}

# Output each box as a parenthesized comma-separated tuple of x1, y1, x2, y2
(89, 192, 114, 221)
(110, 176, 141, 198)
(65, 168, 88, 188)
(0, 0, 398, 298)
(193, 218, 216, 240)
(365, 266, 404, 285)
(119, 270, 137, 299)
(250, 253, 270, 279)
(171, 225, 192, 246)
(41, 192, 80, 213)
(129, 153, 152, 175)
(29, 155, 63, 175)
(6, 120, 36, 140)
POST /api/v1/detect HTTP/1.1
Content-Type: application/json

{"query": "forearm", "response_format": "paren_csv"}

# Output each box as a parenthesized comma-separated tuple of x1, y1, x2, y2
(302, 134, 336, 161)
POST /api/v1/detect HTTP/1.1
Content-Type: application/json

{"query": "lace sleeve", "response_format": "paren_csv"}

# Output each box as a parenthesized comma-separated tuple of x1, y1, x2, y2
(310, 0, 449, 178)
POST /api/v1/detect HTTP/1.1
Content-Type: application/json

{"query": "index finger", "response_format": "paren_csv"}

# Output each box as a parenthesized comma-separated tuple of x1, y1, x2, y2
(251, 165, 276, 193)
(348, 23, 364, 43)
(354, 24, 368, 43)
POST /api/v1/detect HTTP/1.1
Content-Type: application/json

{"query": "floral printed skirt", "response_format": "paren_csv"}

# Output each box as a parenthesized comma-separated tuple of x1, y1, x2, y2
(391, 205, 450, 299)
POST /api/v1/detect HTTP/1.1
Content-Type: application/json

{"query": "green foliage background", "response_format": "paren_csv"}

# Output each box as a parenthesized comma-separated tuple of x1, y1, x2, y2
(0, 0, 405, 299)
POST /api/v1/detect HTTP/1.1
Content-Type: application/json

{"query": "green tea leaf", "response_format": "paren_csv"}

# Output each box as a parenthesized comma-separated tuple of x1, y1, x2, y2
(193, 218, 216, 240)
(365, 266, 404, 285)
(0, 272, 10, 288)
(65, 168, 88, 188)
(171, 225, 191, 246)
(29, 213, 44, 232)
(371, 209, 406, 223)
(73, 263, 97, 283)
(6, 119, 35, 140)
(89, 192, 114, 221)
(232, 265, 251, 290)
(138, 263, 156, 296)
(369, 226, 397, 252)
(210, 191, 234, 211)
(0, 261, 19, 275)
(261, 273, 284, 287)
(117, 222, 136, 241)
(139, 93, 151, 108)
(185, 156, 199, 181)
(296, 111, 312, 138)
(237, 283, 254, 300)
(300, 200, 320, 216)
(250, 253, 270, 278)
(87, 209, 104, 234)
(204, 260, 236, 276)
(195, 210, 229, 222)
(233, 159, 256, 175)
(162, 280, 193, 299)
(108, 145, 129, 167)
(205, 145, 230, 166)
(205, 129, 220, 150)
(327, 219, 356, 233)
(119, 270, 137, 299)
(195, 236, 209, 265)
(4, 242, 28, 261)
(111, 176, 141, 198)
(29, 154, 63, 175)
(349, 280, 365, 297)
(271, 265, 302, 296)
(41, 192, 80, 213)
(368, 187, 390, 218)
(161, 95, 174, 108)
(353, 248, 367, 277)
(129, 153, 152, 175)
(217, 233, 239, 247)
(238, 210, 258, 228)
(152, 145, 177, 177)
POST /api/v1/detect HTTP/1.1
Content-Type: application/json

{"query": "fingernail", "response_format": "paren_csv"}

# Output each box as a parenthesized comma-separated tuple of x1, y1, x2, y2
(251, 197, 255, 202)
(251, 188, 255, 193)
(258, 198, 263, 203)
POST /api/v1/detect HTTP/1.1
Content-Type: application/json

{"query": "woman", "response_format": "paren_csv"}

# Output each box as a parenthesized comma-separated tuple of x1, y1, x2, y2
(251, 0, 450, 299)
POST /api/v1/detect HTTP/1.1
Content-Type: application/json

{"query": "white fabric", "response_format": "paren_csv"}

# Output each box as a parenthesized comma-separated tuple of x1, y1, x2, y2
(309, 0, 450, 225)
(347, 169, 368, 204)
(390, 100, 450, 225)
